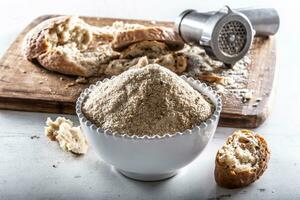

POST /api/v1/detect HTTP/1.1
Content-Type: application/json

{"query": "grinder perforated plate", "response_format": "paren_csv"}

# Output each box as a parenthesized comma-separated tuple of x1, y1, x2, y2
(218, 20, 247, 56)
(210, 12, 253, 64)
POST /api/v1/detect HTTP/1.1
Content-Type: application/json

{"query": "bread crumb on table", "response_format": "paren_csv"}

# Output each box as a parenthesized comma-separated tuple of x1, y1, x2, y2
(30, 135, 40, 139)
(45, 117, 88, 155)
(75, 76, 88, 84)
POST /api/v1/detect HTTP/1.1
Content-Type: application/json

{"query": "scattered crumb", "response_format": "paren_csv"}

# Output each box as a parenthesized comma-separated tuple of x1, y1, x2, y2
(198, 72, 227, 85)
(75, 76, 88, 84)
(39, 81, 43, 84)
(252, 103, 258, 107)
(30, 135, 40, 139)
(242, 90, 253, 103)
(150, 20, 156, 25)
(183, 45, 253, 102)
(258, 188, 266, 192)
(65, 82, 76, 89)
(256, 98, 262, 102)
(215, 84, 226, 94)
(243, 90, 253, 100)
(49, 89, 56, 95)
(52, 164, 58, 168)
(59, 77, 64, 81)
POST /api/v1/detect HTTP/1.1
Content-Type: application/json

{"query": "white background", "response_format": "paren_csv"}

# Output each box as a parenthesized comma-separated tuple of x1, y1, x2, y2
(0, 0, 300, 199)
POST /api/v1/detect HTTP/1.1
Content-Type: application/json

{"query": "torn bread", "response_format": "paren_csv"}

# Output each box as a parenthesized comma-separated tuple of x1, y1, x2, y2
(215, 130, 270, 189)
(120, 41, 169, 59)
(104, 56, 149, 75)
(154, 52, 187, 74)
(45, 117, 88, 155)
(111, 26, 184, 51)
(98, 21, 145, 37)
(23, 16, 119, 77)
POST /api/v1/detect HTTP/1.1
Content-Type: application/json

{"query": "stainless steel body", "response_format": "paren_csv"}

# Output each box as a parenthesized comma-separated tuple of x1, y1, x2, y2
(175, 6, 279, 64)
(238, 8, 280, 36)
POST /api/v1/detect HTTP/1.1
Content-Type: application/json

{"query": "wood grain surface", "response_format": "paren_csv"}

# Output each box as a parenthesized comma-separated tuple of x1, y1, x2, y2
(0, 15, 276, 128)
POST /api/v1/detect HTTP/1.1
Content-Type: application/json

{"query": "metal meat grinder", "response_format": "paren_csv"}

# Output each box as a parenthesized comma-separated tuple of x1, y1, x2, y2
(175, 6, 280, 64)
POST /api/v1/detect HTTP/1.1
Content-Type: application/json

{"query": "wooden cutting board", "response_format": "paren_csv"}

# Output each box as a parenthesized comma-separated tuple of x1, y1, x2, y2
(0, 15, 276, 128)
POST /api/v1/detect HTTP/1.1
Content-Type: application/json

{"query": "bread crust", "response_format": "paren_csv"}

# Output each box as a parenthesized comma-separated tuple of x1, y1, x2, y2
(37, 49, 90, 77)
(214, 130, 270, 189)
(111, 27, 184, 51)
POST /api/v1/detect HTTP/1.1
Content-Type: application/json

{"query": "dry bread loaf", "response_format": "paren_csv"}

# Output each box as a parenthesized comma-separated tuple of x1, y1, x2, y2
(23, 16, 119, 77)
(215, 130, 270, 189)
(111, 26, 184, 51)
(23, 16, 187, 77)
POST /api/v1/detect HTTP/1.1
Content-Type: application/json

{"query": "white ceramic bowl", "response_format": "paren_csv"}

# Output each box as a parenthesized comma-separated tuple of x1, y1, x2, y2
(76, 76, 222, 181)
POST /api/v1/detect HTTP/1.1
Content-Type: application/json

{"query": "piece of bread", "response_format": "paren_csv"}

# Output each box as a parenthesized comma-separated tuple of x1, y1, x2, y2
(23, 16, 119, 77)
(98, 21, 145, 37)
(104, 56, 149, 75)
(104, 52, 187, 76)
(111, 26, 185, 51)
(215, 130, 270, 189)
(45, 117, 88, 155)
(154, 52, 187, 74)
(120, 40, 169, 59)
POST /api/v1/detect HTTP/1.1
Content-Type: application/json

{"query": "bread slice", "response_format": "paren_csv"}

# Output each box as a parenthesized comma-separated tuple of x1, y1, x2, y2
(215, 130, 270, 189)
(111, 26, 184, 51)
(23, 16, 119, 77)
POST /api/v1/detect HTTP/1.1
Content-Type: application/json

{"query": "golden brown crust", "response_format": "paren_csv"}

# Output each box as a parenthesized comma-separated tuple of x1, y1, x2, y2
(37, 50, 90, 77)
(23, 16, 72, 60)
(214, 130, 270, 189)
(111, 27, 184, 51)
(23, 16, 116, 77)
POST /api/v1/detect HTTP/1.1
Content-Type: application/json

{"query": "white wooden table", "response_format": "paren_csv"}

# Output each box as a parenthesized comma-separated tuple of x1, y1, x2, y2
(1, 0, 299, 199)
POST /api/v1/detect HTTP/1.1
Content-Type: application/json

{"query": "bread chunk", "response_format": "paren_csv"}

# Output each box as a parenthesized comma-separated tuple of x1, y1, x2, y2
(215, 130, 270, 188)
(23, 16, 118, 77)
(111, 26, 184, 51)
(45, 117, 88, 155)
